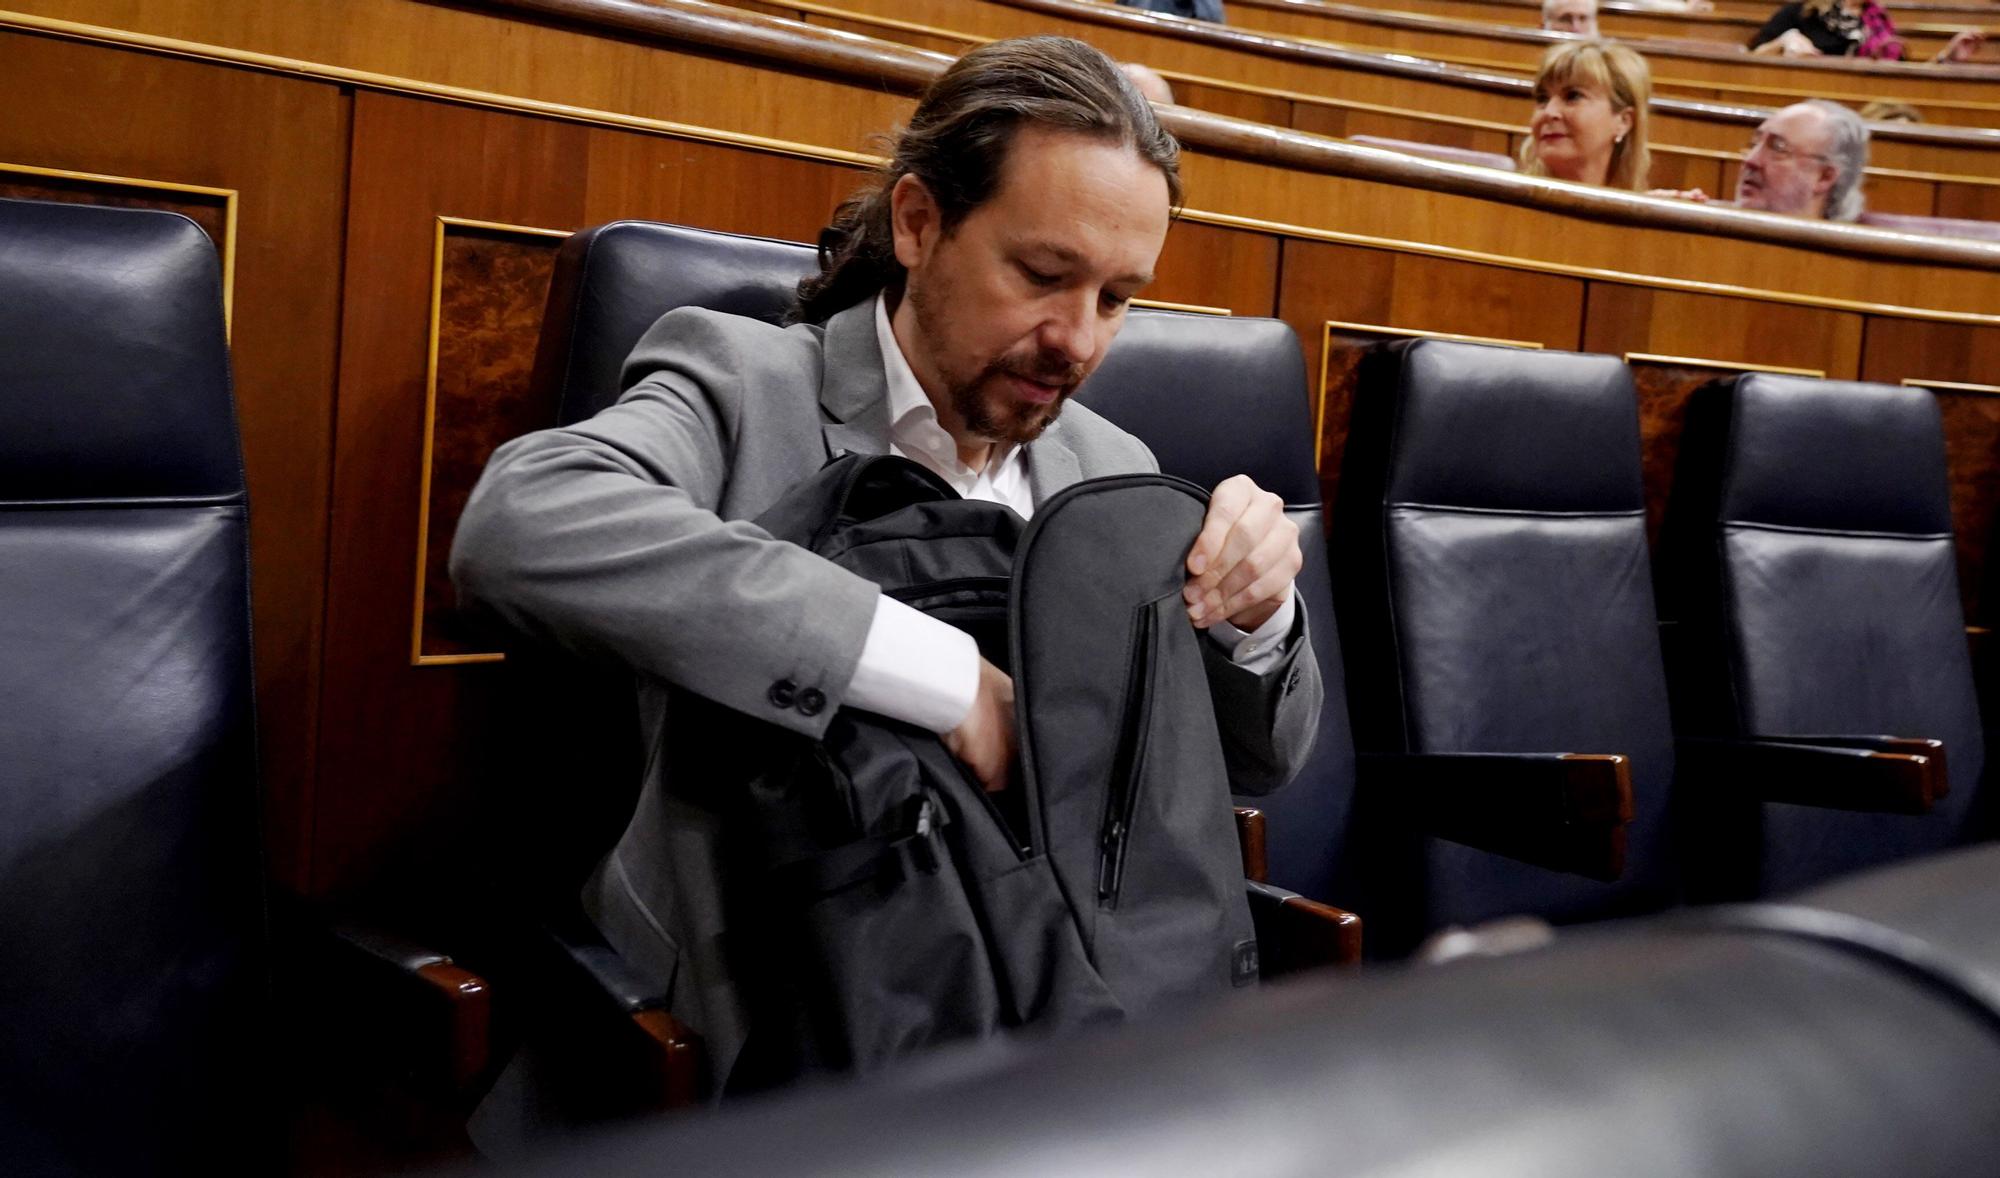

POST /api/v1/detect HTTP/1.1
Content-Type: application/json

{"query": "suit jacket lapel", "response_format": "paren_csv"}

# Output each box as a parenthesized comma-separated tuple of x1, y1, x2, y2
(1028, 420, 1083, 504)
(818, 300, 891, 460)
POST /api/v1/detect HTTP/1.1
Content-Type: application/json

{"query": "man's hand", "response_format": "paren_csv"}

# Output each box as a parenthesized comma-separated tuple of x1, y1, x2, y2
(1184, 475, 1302, 633)
(944, 657, 1016, 793)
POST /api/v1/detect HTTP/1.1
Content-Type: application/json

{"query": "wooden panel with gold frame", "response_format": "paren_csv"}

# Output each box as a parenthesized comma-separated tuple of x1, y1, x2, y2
(0, 160, 238, 334)
(1623, 353, 1827, 546)
(411, 215, 574, 666)
(1315, 319, 1542, 471)
(1900, 377, 2000, 621)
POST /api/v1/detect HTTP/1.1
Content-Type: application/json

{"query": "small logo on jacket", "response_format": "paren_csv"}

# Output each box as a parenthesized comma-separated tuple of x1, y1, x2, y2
(1232, 939, 1259, 986)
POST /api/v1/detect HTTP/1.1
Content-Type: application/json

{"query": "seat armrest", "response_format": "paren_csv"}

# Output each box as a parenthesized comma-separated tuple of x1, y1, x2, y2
(1233, 806, 1268, 883)
(540, 920, 706, 1109)
(1245, 879, 1362, 973)
(1679, 736, 1942, 815)
(1358, 752, 1633, 882)
(324, 922, 495, 1097)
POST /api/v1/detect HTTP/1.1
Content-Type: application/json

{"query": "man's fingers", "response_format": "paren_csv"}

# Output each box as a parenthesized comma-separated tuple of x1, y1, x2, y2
(1187, 475, 1256, 576)
(1218, 521, 1303, 619)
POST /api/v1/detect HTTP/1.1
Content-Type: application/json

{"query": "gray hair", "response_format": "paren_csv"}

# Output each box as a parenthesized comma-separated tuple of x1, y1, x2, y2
(1802, 99, 1869, 222)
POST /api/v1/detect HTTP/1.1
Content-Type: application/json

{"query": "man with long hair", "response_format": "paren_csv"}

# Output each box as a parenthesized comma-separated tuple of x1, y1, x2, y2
(454, 35, 1320, 1093)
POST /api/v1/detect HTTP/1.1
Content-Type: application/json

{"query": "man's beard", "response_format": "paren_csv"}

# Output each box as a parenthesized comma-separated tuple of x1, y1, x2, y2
(947, 356, 1082, 445)
(909, 278, 1084, 445)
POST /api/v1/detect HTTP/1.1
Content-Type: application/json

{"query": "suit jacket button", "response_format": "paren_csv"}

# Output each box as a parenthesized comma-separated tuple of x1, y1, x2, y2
(798, 687, 826, 716)
(769, 679, 797, 708)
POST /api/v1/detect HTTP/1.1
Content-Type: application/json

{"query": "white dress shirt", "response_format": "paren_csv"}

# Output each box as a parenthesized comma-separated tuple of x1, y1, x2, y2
(842, 295, 1297, 734)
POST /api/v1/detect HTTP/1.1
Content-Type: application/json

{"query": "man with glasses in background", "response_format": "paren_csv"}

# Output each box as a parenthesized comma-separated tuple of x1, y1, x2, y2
(1652, 99, 1869, 221)
(1736, 99, 1870, 220)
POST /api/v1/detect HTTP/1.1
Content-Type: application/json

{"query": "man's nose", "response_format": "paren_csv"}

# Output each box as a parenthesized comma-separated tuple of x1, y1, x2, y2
(1038, 294, 1096, 367)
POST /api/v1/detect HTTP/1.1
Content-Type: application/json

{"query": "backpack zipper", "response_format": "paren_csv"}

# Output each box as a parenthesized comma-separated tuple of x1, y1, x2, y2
(1097, 603, 1159, 908)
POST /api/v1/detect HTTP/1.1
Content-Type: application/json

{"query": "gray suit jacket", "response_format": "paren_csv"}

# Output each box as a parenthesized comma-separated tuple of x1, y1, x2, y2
(452, 300, 1322, 1089)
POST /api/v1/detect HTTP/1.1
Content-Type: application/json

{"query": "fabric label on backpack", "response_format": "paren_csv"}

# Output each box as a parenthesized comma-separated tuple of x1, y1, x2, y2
(1232, 938, 1259, 987)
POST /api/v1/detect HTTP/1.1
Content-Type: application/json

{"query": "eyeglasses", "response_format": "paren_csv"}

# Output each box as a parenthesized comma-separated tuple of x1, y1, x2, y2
(1745, 131, 1830, 164)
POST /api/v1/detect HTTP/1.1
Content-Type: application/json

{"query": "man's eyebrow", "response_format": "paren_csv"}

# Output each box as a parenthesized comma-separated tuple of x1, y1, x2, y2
(1016, 241, 1153, 287)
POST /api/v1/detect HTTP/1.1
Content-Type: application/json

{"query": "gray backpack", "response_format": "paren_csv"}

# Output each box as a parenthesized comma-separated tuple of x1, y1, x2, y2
(694, 455, 1256, 1092)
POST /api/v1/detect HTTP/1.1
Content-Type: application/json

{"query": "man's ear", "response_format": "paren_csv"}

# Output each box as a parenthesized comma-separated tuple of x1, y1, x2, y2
(889, 174, 941, 271)
(1812, 160, 1839, 199)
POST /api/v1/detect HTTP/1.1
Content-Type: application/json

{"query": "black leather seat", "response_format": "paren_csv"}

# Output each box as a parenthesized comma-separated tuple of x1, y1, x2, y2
(1078, 310, 1358, 912)
(0, 197, 266, 1169)
(519, 849, 2000, 1178)
(1662, 375, 1987, 898)
(1332, 338, 1677, 954)
(472, 221, 821, 1129)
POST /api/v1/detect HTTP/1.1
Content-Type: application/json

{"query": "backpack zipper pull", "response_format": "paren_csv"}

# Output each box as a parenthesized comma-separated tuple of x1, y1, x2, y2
(1098, 819, 1127, 904)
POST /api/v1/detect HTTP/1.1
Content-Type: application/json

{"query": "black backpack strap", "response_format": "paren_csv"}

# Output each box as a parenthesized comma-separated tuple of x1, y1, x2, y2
(764, 793, 948, 898)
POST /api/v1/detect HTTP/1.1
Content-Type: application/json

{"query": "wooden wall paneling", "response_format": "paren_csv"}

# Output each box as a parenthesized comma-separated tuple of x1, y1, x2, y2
(1174, 79, 1296, 127)
(316, 91, 873, 902)
(1581, 284, 1866, 378)
(1275, 238, 1586, 507)
(5, 0, 923, 168)
(317, 93, 594, 901)
(1866, 172, 1945, 218)
(0, 30, 349, 894)
(1860, 317, 2000, 621)
(1647, 151, 1726, 197)
(1150, 220, 1283, 317)
(1938, 179, 2000, 223)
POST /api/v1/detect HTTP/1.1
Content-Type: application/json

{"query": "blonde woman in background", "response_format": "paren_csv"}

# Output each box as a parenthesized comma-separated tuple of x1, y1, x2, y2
(1519, 41, 1653, 190)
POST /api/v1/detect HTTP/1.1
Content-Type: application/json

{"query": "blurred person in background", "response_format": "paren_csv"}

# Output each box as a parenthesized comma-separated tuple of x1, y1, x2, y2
(1519, 41, 1653, 190)
(1117, 0, 1226, 21)
(1542, 0, 1599, 36)
(1859, 100, 1922, 123)
(1120, 61, 1177, 104)
(1735, 99, 1869, 219)
(1652, 99, 1869, 221)
(1749, 0, 1982, 61)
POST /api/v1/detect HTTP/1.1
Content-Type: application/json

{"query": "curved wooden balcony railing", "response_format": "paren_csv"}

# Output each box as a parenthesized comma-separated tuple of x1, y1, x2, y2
(1214, 0, 2000, 125)
(728, 0, 2000, 176)
(734, 0, 2000, 217)
(1344, 0, 1999, 62)
(472, 0, 2000, 270)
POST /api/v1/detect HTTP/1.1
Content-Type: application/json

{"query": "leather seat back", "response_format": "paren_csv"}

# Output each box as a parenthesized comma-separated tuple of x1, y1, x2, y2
(1663, 375, 1984, 894)
(1333, 338, 1677, 932)
(1079, 310, 1356, 901)
(531, 220, 819, 428)
(504, 222, 821, 904)
(0, 197, 264, 1169)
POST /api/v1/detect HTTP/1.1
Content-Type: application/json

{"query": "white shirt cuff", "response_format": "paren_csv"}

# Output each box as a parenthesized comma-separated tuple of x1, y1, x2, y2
(843, 593, 982, 734)
(1204, 587, 1298, 677)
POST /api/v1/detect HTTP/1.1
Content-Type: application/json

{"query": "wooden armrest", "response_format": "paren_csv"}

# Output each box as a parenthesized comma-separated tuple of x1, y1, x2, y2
(1234, 806, 1268, 883)
(1679, 737, 1941, 815)
(1358, 752, 1633, 882)
(326, 923, 493, 1097)
(543, 922, 707, 1110)
(1245, 879, 1362, 974)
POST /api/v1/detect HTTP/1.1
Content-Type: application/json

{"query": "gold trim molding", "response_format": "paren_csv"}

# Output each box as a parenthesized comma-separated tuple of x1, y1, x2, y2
(0, 159, 238, 336)
(1903, 378, 2000, 396)
(1624, 352, 1825, 377)
(410, 215, 574, 668)
(1133, 297, 1233, 315)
